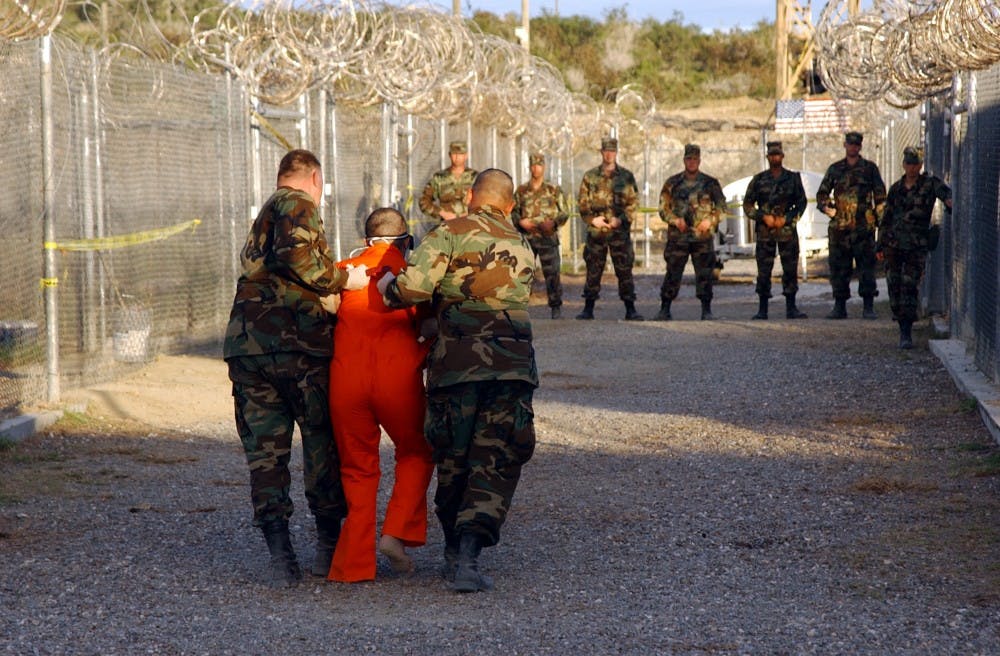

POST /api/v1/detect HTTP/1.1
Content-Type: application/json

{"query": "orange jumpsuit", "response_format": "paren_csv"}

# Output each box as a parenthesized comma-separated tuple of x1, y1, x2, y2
(327, 241, 434, 582)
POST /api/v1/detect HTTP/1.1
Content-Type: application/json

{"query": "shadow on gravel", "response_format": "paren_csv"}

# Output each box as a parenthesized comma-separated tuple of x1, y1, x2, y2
(3, 271, 1000, 653)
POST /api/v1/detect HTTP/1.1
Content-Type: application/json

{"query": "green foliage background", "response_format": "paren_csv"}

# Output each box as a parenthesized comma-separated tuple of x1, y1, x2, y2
(55, 1, 780, 106)
(472, 8, 777, 105)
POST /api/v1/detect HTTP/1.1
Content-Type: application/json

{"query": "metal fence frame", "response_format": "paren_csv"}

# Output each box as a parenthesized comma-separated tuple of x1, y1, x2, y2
(3, 36, 999, 415)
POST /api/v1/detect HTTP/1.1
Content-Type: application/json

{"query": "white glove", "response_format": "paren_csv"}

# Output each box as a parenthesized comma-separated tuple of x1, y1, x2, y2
(376, 271, 396, 297)
(343, 264, 369, 290)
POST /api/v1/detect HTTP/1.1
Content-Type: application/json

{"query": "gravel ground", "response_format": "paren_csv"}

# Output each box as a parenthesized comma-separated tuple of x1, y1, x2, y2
(2, 262, 1000, 655)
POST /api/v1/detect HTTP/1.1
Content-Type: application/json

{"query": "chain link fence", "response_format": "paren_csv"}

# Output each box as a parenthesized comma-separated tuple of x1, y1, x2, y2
(0, 36, 250, 414)
(3, 30, 999, 414)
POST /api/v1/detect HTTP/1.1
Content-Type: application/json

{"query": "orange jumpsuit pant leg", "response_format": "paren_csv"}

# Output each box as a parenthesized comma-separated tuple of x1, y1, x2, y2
(327, 367, 381, 583)
(373, 365, 434, 546)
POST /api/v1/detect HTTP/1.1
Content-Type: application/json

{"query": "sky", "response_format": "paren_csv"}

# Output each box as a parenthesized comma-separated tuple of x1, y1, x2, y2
(435, 1, 784, 32)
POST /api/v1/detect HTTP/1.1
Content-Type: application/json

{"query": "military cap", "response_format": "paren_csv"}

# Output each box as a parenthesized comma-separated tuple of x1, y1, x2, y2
(844, 131, 863, 145)
(529, 152, 545, 166)
(600, 137, 618, 151)
(766, 141, 784, 155)
(902, 146, 923, 165)
(449, 140, 468, 154)
(684, 144, 701, 158)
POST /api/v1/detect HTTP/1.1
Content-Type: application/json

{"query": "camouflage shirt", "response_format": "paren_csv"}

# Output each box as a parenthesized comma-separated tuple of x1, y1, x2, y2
(577, 164, 638, 237)
(383, 204, 538, 392)
(879, 173, 951, 252)
(419, 167, 479, 222)
(816, 157, 887, 231)
(511, 180, 568, 246)
(659, 171, 727, 242)
(223, 186, 348, 359)
(742, 167, 808, 241)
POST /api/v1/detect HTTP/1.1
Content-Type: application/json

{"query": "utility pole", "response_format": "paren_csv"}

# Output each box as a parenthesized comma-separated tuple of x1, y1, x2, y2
(775, 0, 814, 99)
(452, 0, 460, 16)
(514, 0, 530, 52)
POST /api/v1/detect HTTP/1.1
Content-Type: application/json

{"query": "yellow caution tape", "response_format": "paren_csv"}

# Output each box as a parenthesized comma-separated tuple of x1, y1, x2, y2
(403, 184, 415, 213)
(39, 277, 59, 288)
(44, 219, 202, 252)
(250, 110, 294, 151)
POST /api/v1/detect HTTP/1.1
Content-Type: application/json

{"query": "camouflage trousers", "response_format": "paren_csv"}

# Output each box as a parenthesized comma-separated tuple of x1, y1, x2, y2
(228, 353, 345, 527)
(425, 380, 536, 548)
(754, 232, 800, 298)
(661, 237, 715, 301)
(883, 246, 927, 322)
(582, 228, 636, 302)
(828, 227, 878, 300)
(526, 235, 563, 307)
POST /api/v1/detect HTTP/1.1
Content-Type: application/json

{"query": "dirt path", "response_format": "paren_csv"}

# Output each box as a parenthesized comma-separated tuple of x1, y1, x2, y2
(3, 270, 1000, 654)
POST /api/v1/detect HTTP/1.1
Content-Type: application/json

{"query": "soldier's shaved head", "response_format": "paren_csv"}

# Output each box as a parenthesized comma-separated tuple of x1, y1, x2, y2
(470, 169, 514, 212)
(365, 208, 407, 238)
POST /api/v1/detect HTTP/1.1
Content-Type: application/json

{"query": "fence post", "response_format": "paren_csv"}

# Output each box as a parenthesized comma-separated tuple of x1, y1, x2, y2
(330, 99, 342, 260)
(40, 35, 60, 402)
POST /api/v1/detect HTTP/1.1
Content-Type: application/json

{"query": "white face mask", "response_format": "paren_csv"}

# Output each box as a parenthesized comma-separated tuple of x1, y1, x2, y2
(353, 234, 413, 260)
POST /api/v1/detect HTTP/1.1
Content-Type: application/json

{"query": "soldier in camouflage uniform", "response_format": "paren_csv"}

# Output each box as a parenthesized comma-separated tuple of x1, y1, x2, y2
(223, 149, 369, 588)
(379, 169, 537, 594)
(576, 137, 643, 320)
(877, 146, 952, 349)
(656, 144, 727, 320)
(419, 140, 478, 226)
(512, 153, 569, 319)
(742, 141, 809, 320)
(816, 131, 887, 320)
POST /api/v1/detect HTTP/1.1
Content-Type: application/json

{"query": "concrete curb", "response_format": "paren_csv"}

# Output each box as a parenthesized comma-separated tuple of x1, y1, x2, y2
(0, 410, 62, 443)
(929, 336, 1000, 446)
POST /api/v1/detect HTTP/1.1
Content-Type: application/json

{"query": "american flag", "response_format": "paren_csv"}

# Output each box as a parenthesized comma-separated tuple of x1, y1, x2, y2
(774, 98, 849, 134)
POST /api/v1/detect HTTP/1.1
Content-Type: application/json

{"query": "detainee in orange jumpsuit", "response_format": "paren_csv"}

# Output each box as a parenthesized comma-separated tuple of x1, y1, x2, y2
(327, 208, 434, 582)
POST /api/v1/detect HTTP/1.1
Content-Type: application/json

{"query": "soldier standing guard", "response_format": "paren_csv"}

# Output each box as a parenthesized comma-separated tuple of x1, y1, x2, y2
(742, 141, 809, 320)
(816, 131, 887, 319)
(656, 144, 727, 320)
(419, 140, 478, 223)
(576, 136, 643, 321)
(877, 146, 952, 349)
(512, 153, 569, 319)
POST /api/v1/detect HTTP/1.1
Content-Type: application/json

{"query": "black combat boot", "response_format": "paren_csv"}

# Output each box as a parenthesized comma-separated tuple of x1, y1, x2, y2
(653, 300, 672, 321)
(700, 298, 715, 321)
(575, 298, 595, 320)
(623, 301, 644, 321)
(826, 298, 847, 319)
(311, 514, 341, 577)
(752, 295, 768, 320)
(260, 519, 302, 588)
(785, 294, 807, 319)
(453, 532, 493, 593)
(898, 320, 914, 349)
(550, 305, 562, 320)
(862, 295, 877, 320)
(441, 530, 460, 582)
